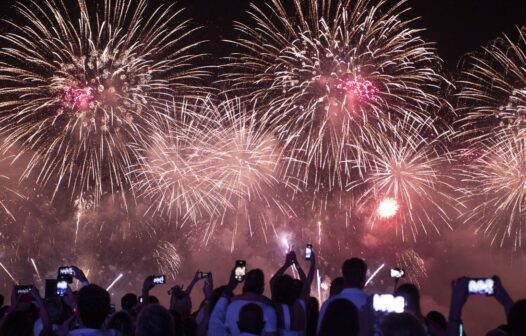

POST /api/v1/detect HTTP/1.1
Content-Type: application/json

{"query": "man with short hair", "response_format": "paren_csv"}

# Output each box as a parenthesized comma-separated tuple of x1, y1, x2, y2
(225, 269, 278, 336)
(317, 258, 369, 335)
(237, 303, 266, 336)
(69, 284, 117, 336)
(121, 293, 137, 312)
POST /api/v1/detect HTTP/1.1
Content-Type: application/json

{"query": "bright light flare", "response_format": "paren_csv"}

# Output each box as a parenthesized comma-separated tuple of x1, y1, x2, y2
(377, 197, 399, 219)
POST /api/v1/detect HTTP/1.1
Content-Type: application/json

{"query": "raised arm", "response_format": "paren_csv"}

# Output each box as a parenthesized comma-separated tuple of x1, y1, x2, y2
(270, 251, 295, 299)
(301, 251, 316, 299)
(447, 277, 468, 336)
(185, 270, 203, 295)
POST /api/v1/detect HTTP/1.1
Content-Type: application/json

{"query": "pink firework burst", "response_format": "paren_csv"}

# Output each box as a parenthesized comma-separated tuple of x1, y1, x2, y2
(63, 87, 96, 112)
(339, 76, 379, 102)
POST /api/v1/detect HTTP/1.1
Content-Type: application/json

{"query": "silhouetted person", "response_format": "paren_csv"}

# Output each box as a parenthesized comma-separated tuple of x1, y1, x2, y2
(426, 311, 447, 331)
(107, 311, 135, 336)
(237, 303, 266, 336)
(136, 304, 175, 336)
(318, 299, 359, 336)
(225, 269, 278, 336)
(508, 299, 526, 336)
(317, 258, 368, 335)
(329, 277, 344, 298)
(121, 293, 138, 312)
(381, 312, 426, 336)
(72, 284, 116, 335)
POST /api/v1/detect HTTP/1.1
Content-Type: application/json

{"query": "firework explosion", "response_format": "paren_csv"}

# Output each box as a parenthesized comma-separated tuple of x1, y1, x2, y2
(223, 0, 445, 193)
(348, 123, 457, 241)
(460, 134, 526, 250)
(154, 241, 182, 280)
(0, 0, 208, 206)
(456, 27, 526, 144)
(395, 248, 427, 287)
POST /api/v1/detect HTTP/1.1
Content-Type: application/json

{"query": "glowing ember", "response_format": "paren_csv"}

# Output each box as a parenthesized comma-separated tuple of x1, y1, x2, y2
(339, 76, 379, 101)
(377, 197, 399, 219)
(63, 86, 96, 112)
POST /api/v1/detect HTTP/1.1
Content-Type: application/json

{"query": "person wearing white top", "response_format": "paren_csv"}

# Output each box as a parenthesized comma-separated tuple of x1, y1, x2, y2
(317, 258, 370, 336)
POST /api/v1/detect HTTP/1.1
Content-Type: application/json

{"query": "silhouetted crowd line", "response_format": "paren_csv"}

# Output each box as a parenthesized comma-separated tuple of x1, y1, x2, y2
(0, 250, 524, 336)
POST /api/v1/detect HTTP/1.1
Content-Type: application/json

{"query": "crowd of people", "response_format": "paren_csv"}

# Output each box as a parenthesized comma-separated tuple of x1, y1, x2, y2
(0, 250, 524, 336)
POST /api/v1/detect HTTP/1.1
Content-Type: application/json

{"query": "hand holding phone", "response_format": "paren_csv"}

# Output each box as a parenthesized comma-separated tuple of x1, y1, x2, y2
(56, 278, 68, 297)
(198, 272, 210, 279)
(235, 260, 246, 282)
(373, 294, 405, 313)
(468, 278, 494, 296)
(390, 268, 405, 279)
(58, 266, 74, 283)
(152, 275, 166, 285)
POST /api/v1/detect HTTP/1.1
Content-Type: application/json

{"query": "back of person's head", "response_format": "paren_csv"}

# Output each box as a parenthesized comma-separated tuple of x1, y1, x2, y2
(0, 311, 32, 336)
(274, 274, 297, 306)
(121, 293, 138, 311)
(318, 299, 359, 336)
(172, 292, 192, 317)
(381, 312, 426, 336)
(330, 277, 345, 297)
(237, 303, 265, 335)
(107, 311, 135, 336)
(148, 295, 160, 304)
(425, 311, 447, 331)
(136, 304, 175, 336)
(508, 299, 526, 336)
(76, 284, 111, 329)
(341, 258, 367, 289)
(243, 269, 265, 295)
(395, 283, 421, 315)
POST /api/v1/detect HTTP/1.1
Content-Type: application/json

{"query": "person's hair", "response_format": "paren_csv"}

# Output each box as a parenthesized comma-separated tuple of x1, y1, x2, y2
(306, 296, 319, 336)
(0, 311, 33, 336)
(274, 274, 297, 306)
(318, 299, 359, 336)
(237, 303, 265, 334)
(148, 295, 160, 304)
(425, 311, 447, 331)
(395, 283, 421, 316)
(136, 304, 175, 336)
(207, 286, 227, 315)
(341, 258, 367, 288)
(76, 284, 111, 328)
(45, 297, 64, 324)
(107, 311, 135, 336)
(171, 292, 192, 317)
(330, 277, 345, 297)
(508, 299, 526, 336)
(121, 293, 138, 311)
(243, 269, 265, 294)
(381, 312, 426, 336)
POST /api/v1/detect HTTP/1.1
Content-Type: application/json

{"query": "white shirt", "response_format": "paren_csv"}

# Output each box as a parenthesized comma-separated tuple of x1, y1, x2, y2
(208, 297, 229, 336)
(68, 328, 119, 336)
(317, 288, 369, 335)
(225, 296, 278, 335)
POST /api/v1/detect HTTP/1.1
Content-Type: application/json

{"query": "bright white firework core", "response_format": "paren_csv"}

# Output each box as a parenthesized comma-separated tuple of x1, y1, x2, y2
(377, 197, 399, 219)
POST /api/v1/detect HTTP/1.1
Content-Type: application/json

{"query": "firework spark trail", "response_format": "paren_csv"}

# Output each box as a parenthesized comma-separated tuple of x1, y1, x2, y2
(460, 134, 526, 250)
(456, 27, 526, 145)
(30, 258, 41, 281)
(365, 263, 385, 287)
(395, 249, 427, 287)
(0, 262, 18, 284)
(106, 273, 124, 292)
(348, 122, 458, 241)
(223, 0, 446, 194)
(154, 241, 182, 280)
(0, 0, 209, 207)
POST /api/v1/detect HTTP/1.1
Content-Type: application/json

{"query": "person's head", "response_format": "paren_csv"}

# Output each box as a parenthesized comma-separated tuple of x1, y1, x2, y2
(508, 299, 526, 336)
(330, 277, 345, 297)
(381, 312, 426, 336)
(0, 311, 32, 336)
(45, 297, 64, 324)
(171, 292, 192, 317)
(243, 269, 265, 295)
(426, 311, 447, 331)
(318, 299, 359, 336)
(395, 283, 421, 316)
(107, 311, 135, 336)
(341, 258, 367, 289)
(148, 295, 160, 304)
(237, 303, 265, 335)
(76, 284, 111, 329)
(136, 304, 175, 336)
(274, 274, 297, 306)
(121, 293, 138, 311)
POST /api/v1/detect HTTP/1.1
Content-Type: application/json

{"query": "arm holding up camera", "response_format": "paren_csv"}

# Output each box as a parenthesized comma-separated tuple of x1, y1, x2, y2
(32, 287, 52, 336)
(270, 251, 295, 299)
(71, 266, 89, 286)
(447, 277, 469, 336)
(141, 275, 156, 306)
(208, 267, 239, 336)
(493, 276, 513, 316)
(185, 270, 203, 295)
(301, 250, 316, 300)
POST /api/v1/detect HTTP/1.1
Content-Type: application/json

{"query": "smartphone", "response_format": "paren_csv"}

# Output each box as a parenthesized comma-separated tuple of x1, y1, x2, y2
(139, 296, 144, 303)
(15, 285, 33, 295)
(153, 275, 166, 285)
(235, 260, 246, 282)
(468, 278, 494, 295)
(58, 266, 74, 283)
(305, 244, 313, 260)
(198, 272, 210, 279)
(390, 268, 405, 279)
(373, 294, 405, 313)
(56, 279, 68, 297)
